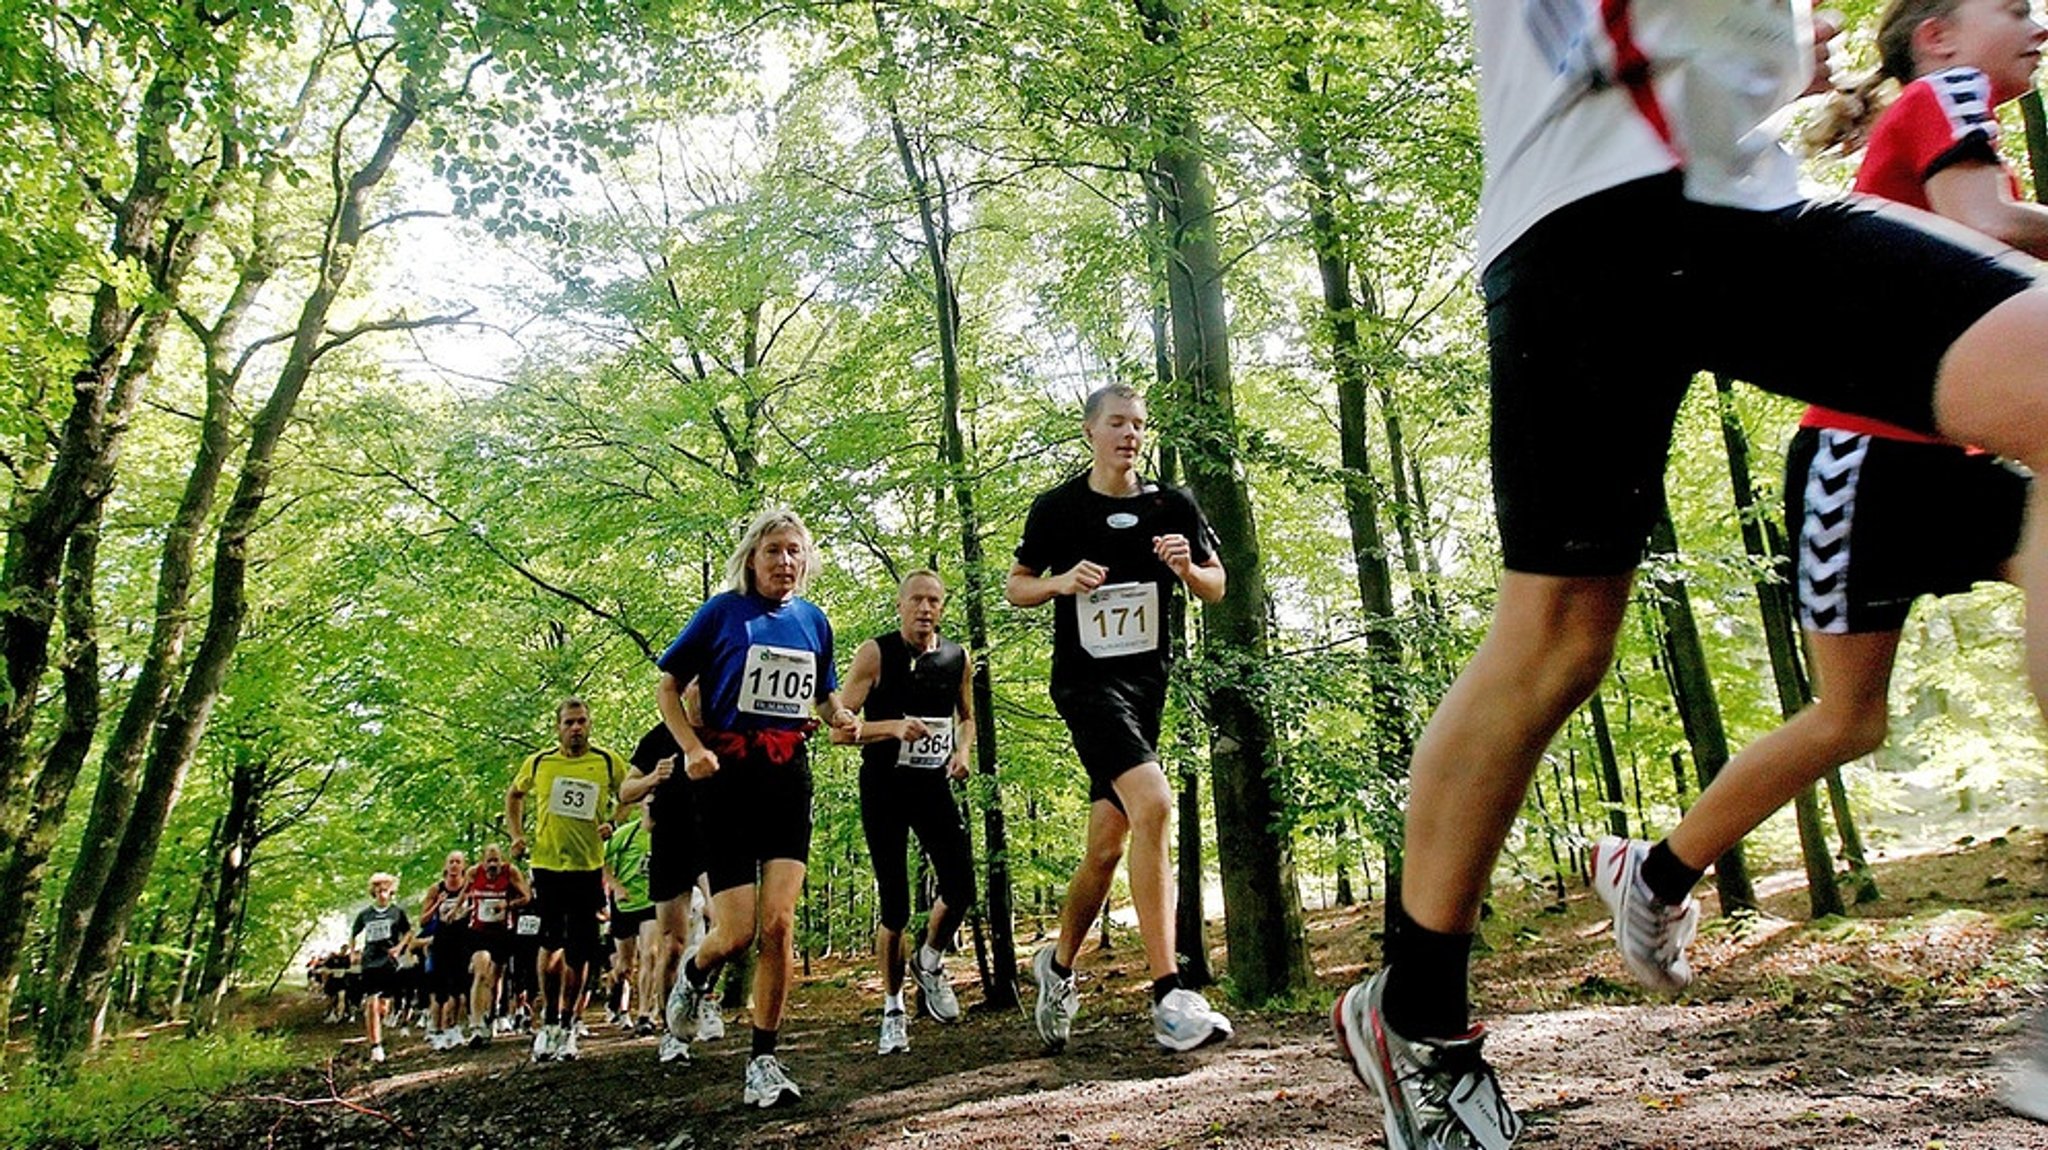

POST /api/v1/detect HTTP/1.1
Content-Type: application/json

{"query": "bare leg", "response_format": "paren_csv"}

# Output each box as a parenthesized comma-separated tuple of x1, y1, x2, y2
(1111, 763, 1177, 980)
(1667, 630, 1899, 869)
(1402, 572, 1634, 932)
(925, 896, 965, 955)
(751, 859, 807, 1031)
(697, 886, 758, 973)
(1055, 800, 1129, 967)
(467, 952, 495, 1030)
(878, 924, 905, 997)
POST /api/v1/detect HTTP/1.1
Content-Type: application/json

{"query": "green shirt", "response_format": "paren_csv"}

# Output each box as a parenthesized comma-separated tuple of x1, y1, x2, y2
(603, 815, 654, 914)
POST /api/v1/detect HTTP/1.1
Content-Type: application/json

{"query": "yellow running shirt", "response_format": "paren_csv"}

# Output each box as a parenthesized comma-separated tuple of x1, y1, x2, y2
(513, 745, 625, 872)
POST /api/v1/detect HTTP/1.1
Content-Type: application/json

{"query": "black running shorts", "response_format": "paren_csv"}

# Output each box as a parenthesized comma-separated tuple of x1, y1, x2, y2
(528, 867, 605, 968)
(1786, 425, 2028, 633)
(1486, 173, 2037, 576)
(692, 744, 814, 895)
(1052, 677, 1165, 810)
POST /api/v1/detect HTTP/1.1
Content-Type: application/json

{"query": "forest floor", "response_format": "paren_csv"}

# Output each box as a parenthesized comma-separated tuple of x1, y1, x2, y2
(162, 832, 2048, 1150)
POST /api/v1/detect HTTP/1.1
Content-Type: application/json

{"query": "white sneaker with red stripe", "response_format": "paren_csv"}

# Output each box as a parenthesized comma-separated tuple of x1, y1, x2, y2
(1591, 836, 1699, 992)
(1332, 971, 1520, 1150)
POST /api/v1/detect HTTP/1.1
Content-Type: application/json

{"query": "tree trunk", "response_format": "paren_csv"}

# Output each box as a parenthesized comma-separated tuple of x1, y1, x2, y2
(1587, 692, 1628, 839)
(872, 15, 1019, 1006)
(195, 762, 262, 1022)
(1714, 378, 1843, 917)
(2021, 90, 2048, 199)
(1645, 507, 1758, 914)
(1140, 0, 1308, 1002)
(40, 76, 423, 1063)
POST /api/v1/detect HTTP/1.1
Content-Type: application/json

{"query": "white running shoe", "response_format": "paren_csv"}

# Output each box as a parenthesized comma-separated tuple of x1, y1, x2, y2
(559, 1026, 580, 1061)
(468, 1023, 491, 1048)
(878, 1008, 909, 1055)
(743, 1054, 801, 1108)
(1152, 987, 1232, 1052)
(1031, 945, 1078, 1052)
(1333, 971, 1522, 1150)
(914, 954, 962, 1023)
(2004, 1010, 2048, 1122)
(369, 1043, 386, 1064)
(1592, 836, 1700, 992)
(666, 943, 708, 1039)
(695, 1005, 725, 1042)
(658, 1032, 691, 1063)
(530, 1025, 554, 1063)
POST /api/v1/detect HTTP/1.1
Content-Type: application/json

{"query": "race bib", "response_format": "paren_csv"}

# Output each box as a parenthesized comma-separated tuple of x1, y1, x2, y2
(896, 716, 954, 770)
(515, 914, 541, 937)
(1078, 582, 1160, 658)
(547, 775, 601, 820)
(475, 895, 507, 925)
(364, 917, 393, 944)
(738, 645, 817, 718)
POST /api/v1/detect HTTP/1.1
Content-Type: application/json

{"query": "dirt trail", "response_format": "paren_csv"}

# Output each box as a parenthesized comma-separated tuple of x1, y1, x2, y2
(179, 837, 2048, 1149)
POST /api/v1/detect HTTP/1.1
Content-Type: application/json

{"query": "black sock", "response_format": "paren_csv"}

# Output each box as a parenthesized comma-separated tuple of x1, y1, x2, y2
(685, 956, 716, 991)
(1643, 840, 1706, 907)
(751, 1026, 778, 1058)
(1381, 908, 1473, 1041)
(1150, 972, 1182, 1005)
(1050, 956, 1072, 981)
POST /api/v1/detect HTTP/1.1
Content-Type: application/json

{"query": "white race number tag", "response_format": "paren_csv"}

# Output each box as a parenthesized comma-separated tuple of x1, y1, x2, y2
(474, 895, 507, 924)
(1079, 582, 1160, 658)
(515, 914, 541, 937)
(895, 716, 954, 770)
(739, 645, 817, 718)
(547, 775, 601, 820)
(365, 917, 393, 944)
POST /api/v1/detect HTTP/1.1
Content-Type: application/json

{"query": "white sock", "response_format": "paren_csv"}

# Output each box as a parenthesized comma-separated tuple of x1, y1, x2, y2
(885, 991, 905, 1014)
(918, 944, 943, 971)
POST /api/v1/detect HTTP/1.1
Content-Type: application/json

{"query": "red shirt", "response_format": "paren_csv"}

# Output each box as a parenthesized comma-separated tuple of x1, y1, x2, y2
(1806, 68, 2011, 445)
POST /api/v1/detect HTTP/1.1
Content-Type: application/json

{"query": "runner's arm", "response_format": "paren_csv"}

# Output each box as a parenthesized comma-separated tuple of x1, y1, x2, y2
(949, 649, 977, 779)
(1927, 160, 2048, 260)
(1005, 561, 1099, 606)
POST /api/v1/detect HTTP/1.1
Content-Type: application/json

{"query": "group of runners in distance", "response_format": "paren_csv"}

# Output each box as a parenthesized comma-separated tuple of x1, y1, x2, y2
(333, 0, 2048, 1142)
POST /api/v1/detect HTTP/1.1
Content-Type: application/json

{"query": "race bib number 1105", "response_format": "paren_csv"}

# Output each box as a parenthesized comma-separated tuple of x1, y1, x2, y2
(739, 645, 817, 718)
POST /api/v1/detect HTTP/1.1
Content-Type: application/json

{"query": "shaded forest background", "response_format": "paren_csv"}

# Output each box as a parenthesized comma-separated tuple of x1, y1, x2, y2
(1, 0, 2042, 1080)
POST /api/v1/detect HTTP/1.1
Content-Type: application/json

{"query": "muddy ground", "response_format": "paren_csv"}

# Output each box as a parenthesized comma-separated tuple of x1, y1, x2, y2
(166, 834, 2048, 1149)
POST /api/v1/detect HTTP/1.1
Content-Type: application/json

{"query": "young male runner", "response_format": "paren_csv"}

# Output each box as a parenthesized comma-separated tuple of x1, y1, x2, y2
(1006, 384, 1232, 1053)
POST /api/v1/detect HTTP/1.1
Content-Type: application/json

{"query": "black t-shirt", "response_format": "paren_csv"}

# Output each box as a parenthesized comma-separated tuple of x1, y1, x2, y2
(859, 631, 967, 774)
(352, 904, 410, 969)
(1013, 472, 1217, 690)
(631, 723, 694, 835)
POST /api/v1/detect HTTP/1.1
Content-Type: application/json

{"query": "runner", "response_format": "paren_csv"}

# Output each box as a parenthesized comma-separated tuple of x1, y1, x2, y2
(1331, 6, 2048, 1149)
(349, 872, 412, 1065)
(602, 799, 661, 1038)
(1005, 384, 1233, 1054)
(1583, 0, 2046, 1116)
(621, 716, 717, 1066)
(833, 570, 978, 1055)
(656, 507, 860, 1107)
(420, 850, 472, 1051)
(463, 843, 531, 1046)
(507, 697, 627, 1063)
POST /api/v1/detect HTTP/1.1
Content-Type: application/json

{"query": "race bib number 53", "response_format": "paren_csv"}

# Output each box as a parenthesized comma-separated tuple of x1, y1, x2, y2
(739, 645, 817, 718)
(1079, 582, 1160, 658)
(547, 775, 601, 820)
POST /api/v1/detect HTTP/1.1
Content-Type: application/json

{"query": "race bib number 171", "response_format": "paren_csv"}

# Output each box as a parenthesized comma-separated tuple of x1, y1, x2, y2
(1079, 582, 1160, 658)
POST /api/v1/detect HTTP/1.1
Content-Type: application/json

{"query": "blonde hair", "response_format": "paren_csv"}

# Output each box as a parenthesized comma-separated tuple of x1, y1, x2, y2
(369, 872, 398, 892)
(724, 507, 817, 597)
(1805, 0, 1966, 155)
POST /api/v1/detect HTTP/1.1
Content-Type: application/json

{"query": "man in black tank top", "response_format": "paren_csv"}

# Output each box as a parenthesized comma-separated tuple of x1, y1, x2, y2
(833, 570, 978, 1055)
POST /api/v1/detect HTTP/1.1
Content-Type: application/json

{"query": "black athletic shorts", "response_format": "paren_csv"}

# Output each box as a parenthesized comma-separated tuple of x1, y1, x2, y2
(1786, 425, 2028, 633)
(429, 925, 471, 997)
(357, 964, 398, 1001)
(1486, 172, 2037, 576)
(609, 904, 657, 941)
(1051, 677, 1164, 810)
(528, 867, 605, 967)
(470, 928, 514, 969)
(859, 760, 976, 932)
(694, 743, 814, 895)
(647, 815, 702, 905)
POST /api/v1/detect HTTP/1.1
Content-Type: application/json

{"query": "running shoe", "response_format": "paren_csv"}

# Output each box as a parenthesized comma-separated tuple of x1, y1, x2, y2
(369, 1043, 386, 1064)
(1591, 836, 1700, 992)
(696, 1005, 726, 1042)
(573, 1018, 591, 1039)
(1332, 971, 1521, 1150)
(530, 1025, 554, 1063)
(1031, 945, 1078, 1053)
(743, 1054, 802, 1108)
(635, 1015, 657, 1038)
(1152, 987, 1233, 1052)
(914, 953, 962, 1023)
(2004, 1009, 2048, 1122)
(658, 1033, 691, 1064)
(468, 1023, 491, 1048)
(666, 943, 708, 1039)
(878, 1008, 909, 1055)
(559, 1025, 580, 1061)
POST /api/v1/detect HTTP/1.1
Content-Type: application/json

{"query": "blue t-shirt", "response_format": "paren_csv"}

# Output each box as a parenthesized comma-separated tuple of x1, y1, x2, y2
(658, 591, 838, 732)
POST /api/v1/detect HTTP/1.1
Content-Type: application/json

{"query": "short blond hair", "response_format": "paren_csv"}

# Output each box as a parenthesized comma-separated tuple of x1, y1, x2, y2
(369, 872, 398, 893)
(724, 507, 817, 596)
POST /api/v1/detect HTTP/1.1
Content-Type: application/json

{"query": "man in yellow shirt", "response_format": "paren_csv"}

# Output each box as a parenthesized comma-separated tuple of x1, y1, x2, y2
(508, 697, 625, 1062)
